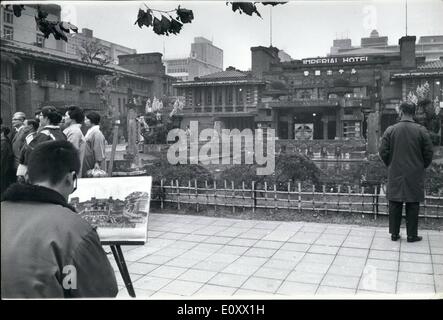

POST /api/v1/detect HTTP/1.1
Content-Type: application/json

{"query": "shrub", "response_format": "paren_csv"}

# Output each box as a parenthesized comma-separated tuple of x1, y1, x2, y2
(219, 153, 321, 190)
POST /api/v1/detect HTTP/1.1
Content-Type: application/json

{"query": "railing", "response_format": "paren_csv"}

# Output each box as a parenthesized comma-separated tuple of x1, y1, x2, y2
(152, 180, 443, 219)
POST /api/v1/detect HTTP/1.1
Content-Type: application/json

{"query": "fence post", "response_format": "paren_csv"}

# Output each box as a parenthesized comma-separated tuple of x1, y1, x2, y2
(188, 180, 191, 207)
(195, 179, 199, 213)
(337, 185, 341, 214)
(348, 185, 352, 214)
(170, 180, 174, 208)
(439, 191, 442, 219)
(264, 181, 268, 209)
(298, 182, 301, 213)
(176, 179, 180, 210)
(374, 185, 379, 220)
(242, 181, 246, 212)
(213, 180, 217, 213)
(322, 185, 326, 214)
(424, 190, 427, 223)
(274, 183, 278, 211)
(312, 185, 315, 213)
(205, 180, 209, 209)
(361, 186, 365, 215)
(232, 181, 235, 214)
(160, 179, 164, 210)
(252, 181, 256, 213)
(288, 182, 291, 211)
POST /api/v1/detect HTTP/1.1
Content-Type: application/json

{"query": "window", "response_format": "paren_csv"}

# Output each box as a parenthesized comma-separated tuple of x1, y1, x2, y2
(315, 70, 321, 76)
(226, 87, 233, 105)
(194, 88, 202, 106)
(36, 34, 45, 48)
(3, 26, 13, 40)
(300, 90, 311, 99)
(303, 71, 309, 76)
(215, 88, 223, 105)
(206, 88, 212, 105)
(327, 70, 333, 76)
(236, 87, 244, 105)
(3, 9, 13, 24)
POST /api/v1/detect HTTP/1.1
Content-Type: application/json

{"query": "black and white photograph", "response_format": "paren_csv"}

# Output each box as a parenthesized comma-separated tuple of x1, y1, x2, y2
(1, 0, 442, 304)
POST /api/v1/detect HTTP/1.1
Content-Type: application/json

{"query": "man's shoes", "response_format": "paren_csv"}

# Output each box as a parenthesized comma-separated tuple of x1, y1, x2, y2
(407, 236, 422, 243)
(391, 234, 400, 241)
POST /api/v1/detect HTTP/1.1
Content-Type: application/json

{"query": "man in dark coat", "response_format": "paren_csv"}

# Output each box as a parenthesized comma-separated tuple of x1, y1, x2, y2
(1, 140, 118, 298)
(1, 125, 15, 194)
(379, 101, 434, 242)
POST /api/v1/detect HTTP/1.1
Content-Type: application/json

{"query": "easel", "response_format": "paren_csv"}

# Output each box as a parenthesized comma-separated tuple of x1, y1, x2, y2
(102, 240, 143, 298)
(103, 93, 140, 298)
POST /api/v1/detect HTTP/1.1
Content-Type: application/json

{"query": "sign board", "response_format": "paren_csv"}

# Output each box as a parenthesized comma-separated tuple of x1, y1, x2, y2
(69, 176, 152, 244)
(294, 123, 313, 140)
(302, 56, 369, 65)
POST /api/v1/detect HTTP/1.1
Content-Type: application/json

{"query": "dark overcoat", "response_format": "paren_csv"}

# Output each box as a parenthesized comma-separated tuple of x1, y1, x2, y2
(1, 184, 118, 298)
(379, 119, 434, 202)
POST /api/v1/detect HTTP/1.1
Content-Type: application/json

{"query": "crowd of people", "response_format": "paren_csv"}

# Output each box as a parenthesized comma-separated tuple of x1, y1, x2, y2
(1, 105, 117, 298)
(0, 100, 434, 298)
(0, 106, 107, 195)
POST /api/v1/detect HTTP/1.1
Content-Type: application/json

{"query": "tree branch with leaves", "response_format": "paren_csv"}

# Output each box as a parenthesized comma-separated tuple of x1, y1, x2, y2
(78, 38, 113, 65)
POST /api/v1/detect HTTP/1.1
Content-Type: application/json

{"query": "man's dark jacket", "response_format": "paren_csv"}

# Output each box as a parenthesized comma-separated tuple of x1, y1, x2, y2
(1, 135, 15, 194)
(1, 183, 118, 298)
(378, 119, 434, 202)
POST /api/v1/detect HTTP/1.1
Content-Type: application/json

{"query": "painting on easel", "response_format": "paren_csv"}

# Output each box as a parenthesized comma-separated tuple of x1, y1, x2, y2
(68, 176, 152, 244)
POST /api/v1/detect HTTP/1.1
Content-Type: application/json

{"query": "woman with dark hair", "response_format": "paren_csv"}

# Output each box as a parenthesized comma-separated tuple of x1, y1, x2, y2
(17, 106, 67, 180)
(1, 125, 15, 194)
(82, 111, 107, 176)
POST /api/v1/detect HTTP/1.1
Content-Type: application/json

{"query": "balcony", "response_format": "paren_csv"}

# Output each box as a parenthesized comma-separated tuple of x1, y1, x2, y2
(266, 99, 339, 109)
(182, 104, 255, 115)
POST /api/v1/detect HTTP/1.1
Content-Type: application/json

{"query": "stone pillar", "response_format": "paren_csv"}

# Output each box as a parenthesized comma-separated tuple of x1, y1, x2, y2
(233, 86, 237, 112)
(336, 95, 345, 138)
(26, 63, 34, 81)
(274, 109, 279, 139)
(401, 80, 407, 101)
(288, 113, 294, 139)
(367, 111, 380, 154)
(221, 86, 226, 112)
(211, 87, 216, 113)
(57, 69, 67, 83)
(322, 118, 328, 140)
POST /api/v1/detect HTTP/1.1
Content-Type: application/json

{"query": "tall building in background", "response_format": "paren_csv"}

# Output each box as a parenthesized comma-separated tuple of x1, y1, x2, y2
(330, 30, 443, 61)
(1, 4, 66, 52)
(0, 5, 136, 63)
(163, 37, 223, 81)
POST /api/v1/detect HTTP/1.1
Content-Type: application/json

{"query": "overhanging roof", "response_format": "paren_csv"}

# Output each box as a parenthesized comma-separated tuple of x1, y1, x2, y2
(173, 79, 265, 87)
(1, 40, 152, 82)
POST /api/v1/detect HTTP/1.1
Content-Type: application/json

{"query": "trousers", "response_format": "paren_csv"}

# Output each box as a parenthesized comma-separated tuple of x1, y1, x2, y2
(388, 201, 419, 237)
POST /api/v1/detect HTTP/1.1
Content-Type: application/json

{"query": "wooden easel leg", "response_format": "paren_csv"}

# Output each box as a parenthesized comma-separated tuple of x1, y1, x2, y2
(111, 245, 136, 298)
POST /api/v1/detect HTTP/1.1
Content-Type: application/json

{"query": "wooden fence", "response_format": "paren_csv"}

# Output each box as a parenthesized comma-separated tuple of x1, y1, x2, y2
(152, 180, 443, 219)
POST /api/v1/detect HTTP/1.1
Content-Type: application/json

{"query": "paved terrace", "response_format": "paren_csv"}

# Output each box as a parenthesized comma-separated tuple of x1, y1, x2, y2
(112, 213, 443, 298)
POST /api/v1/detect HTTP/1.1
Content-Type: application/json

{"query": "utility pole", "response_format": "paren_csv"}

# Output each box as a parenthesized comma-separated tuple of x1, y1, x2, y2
(270, 6, 273, 47)
(405, 0, 408, 36)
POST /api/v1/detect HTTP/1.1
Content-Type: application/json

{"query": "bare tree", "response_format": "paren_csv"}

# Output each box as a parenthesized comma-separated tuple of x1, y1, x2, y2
(77, 38, 113, 66)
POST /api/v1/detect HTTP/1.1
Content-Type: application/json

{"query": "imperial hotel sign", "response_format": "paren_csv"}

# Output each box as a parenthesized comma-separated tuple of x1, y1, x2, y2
(302, 56, 370, 65)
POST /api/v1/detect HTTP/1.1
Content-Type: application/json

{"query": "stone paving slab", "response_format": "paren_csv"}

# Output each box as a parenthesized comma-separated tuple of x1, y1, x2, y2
(115, 213, 442, 299)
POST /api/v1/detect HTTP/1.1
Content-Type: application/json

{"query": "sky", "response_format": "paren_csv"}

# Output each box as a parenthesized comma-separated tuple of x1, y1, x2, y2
(25, 0, 443, 70)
